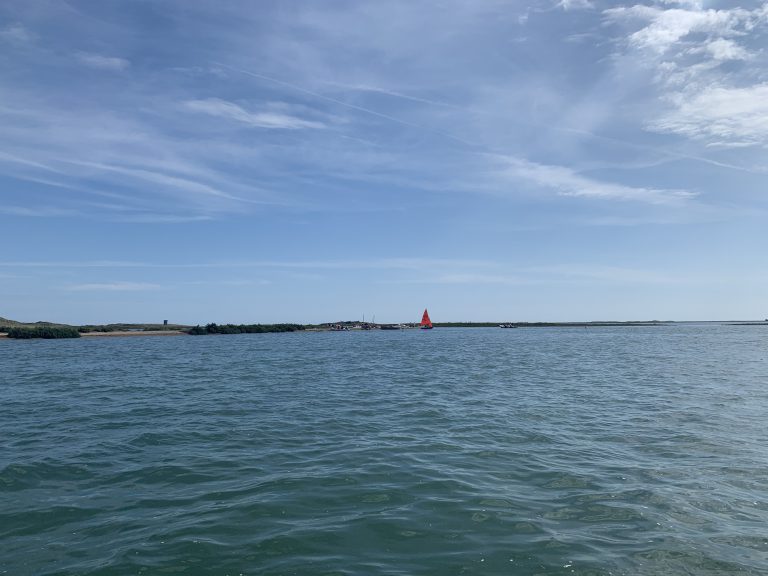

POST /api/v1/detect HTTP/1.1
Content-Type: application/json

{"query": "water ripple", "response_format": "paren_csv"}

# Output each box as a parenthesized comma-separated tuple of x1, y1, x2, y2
(2, 325, 768, 575)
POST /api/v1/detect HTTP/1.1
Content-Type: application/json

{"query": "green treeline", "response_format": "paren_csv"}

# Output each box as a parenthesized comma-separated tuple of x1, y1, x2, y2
(188, 323, 305, 335)
(7, 326, 82, 339)
(77, 323, 186, 333)
(78, 325, 125, 333)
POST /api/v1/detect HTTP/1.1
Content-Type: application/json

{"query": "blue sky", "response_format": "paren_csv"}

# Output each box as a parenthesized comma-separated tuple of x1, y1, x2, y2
(1, 0, 767, 324)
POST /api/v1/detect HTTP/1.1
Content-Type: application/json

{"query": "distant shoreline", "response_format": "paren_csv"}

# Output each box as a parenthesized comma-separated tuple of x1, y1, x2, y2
(1, 320, 766, 341)
(0, 330, 187, 339)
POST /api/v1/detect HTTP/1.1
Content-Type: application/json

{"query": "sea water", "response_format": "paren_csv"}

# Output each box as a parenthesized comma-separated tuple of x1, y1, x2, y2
(2, 325, 768, 575)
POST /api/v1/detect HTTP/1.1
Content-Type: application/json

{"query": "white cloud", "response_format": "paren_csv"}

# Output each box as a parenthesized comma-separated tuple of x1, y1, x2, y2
(604, 3, 768, 146)
(605, 6, 747, 54)
(659, 0, 703, 8)
(501, 156, 695, 204)
(704, 38, 751, 61)
(77, 52, 130, 71)
(651, 83, 768, 145)
(558, 0, 594, 10)
(184, 98, 325, 129)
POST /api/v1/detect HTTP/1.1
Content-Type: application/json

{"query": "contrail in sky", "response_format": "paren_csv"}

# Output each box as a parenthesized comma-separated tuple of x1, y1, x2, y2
(212, 62, 479, 148)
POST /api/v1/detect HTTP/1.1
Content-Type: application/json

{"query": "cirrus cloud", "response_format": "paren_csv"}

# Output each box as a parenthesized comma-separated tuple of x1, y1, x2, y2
(501, 156, 696, 204)
(66, 282, 162, 291)
(184, 98, 325, 129)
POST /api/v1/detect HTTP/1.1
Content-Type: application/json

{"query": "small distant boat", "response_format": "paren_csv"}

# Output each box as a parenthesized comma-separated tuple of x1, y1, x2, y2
(380, 324, 402, 330)
(420, 309, 433, 330)
(499, 323, 517, 328)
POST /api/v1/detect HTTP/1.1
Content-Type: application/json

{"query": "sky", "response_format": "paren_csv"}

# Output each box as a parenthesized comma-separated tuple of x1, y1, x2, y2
(1, 0, 767, 324)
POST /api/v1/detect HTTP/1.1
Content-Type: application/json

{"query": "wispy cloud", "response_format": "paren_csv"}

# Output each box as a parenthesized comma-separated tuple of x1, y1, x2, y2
(65, 159, 242, 201)
(381, 264, 683, 286)
(0, 91, 297, 220)
(182, 279, 272, 287)
(329, 82, 461, 109)
(0, 23, 33, 44)
(0, 257, 689, 288)
(499, 156, 696, 204)
(184, 98, 325, 129)
(0, 205, 80, 217)
(214, 63, 475, 146)
(66, 282, 162, 292)
(0, 257, 495, 271)
(605, 5, 749, 55)
(76, 52, 130, 71)
(558, 0, 594, 11)
(529, 264, 680, 284)
(658, 1, 704, 8)
(651, 83, 768, 146)
(432, 273, 526, 285)
(0, 151, 67, 174)
(704, 38, 752, 62)
(116, 213, 215, 224)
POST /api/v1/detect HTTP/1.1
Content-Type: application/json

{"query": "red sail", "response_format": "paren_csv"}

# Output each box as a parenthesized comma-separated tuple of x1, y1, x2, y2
(420, 309, 432, 327)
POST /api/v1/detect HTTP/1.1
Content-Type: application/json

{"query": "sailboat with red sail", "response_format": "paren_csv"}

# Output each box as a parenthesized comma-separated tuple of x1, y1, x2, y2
(420, 308, 433, 330)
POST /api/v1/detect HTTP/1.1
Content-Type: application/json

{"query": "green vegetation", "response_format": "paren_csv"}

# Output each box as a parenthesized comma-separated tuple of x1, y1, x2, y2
(188, 323, 305, 335)
(1, 317, 68, 331)
(78, 325, 123, 333)
(77, 323, 189, 333)
(7, 326, 81, 339)
(1, 316, 192, 337)
(0, 317, 24, 329)
(0, 314, 677, 339)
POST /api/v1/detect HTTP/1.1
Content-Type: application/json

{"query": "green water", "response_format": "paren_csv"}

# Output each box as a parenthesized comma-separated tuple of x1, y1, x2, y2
(2, 326, 768, 575)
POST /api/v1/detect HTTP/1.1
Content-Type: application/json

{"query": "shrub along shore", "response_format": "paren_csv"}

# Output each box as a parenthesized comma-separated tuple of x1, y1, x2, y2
(187, 323, 305, 335)
(6, 326, 82, 339)
(1, 319, 677, 339)
(0, 322, 307, 339)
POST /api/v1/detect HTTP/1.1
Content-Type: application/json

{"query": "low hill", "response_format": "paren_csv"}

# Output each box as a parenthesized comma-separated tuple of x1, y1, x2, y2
(0, 317, 190, 333)
(0, 316, 69, 328)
